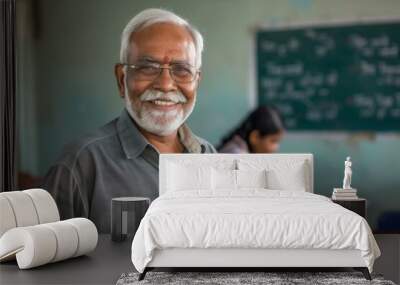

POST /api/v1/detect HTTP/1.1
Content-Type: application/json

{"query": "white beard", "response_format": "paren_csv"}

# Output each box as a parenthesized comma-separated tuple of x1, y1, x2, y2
(124, 85, 196, 136)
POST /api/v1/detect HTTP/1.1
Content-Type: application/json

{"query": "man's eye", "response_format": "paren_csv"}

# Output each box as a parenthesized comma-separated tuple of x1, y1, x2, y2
(172, 65, 192, 77)
(137, 66, 159, 75)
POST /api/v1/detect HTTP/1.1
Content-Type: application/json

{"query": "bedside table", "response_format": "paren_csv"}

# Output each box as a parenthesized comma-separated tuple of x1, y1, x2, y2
(111, 197, 150, 242)
(332, 198, 366, 218)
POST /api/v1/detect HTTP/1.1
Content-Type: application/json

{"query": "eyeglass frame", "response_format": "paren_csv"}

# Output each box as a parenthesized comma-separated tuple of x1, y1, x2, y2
(119, 61, 201, 84)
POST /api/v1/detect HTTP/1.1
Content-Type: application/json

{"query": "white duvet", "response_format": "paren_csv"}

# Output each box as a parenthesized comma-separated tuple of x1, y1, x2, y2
(131, 189, 380, 273)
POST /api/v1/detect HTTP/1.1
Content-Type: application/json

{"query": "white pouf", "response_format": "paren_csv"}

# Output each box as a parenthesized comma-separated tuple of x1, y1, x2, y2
(42, 221, 79, 262)
(0, 191, 39, 227)
(65, 218, 98, 257)
(0, 196, 17, 237)
(0, 218, 98, 269)
(23, 188, 60, 224)
(0, 225, 57, 268)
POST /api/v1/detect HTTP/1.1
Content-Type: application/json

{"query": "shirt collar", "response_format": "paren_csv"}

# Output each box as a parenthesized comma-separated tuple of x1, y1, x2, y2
(178, 123, 203, 154)
(117, 109, 205, 159)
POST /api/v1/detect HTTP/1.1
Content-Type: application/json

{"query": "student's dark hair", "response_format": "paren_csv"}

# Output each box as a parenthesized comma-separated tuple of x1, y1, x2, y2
(217, 106, 285, 151)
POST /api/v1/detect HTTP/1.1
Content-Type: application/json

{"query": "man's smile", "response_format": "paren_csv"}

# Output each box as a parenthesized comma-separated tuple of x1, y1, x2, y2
(144, 99, 183, 111)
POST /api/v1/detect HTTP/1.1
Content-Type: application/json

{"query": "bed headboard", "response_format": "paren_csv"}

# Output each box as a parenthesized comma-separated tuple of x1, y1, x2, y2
(159, 153, 314, 195)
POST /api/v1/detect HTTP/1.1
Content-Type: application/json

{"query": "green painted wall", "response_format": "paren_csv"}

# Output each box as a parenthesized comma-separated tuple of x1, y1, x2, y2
(18, 0, 400, 230)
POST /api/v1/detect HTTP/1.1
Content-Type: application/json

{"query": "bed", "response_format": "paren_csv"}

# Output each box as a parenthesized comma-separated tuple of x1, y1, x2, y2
(131, 154, 380, 280)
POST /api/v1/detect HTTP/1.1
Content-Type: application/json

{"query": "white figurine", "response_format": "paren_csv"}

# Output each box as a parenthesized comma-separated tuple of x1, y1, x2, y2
(342, 156, 352, 189)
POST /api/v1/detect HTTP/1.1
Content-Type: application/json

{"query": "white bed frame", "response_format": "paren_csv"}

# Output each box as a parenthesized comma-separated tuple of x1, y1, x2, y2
(141, 154, 370, 280)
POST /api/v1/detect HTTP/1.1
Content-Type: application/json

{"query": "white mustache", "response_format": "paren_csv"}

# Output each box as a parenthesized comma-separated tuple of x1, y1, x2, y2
(140, 90, 187, 104)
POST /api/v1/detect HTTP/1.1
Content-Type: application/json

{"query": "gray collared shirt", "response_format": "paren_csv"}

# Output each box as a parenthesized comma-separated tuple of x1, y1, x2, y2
(43, 109, 216, 233)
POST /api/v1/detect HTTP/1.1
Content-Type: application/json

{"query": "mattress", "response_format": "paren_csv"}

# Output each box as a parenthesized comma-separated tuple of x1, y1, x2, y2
(131, 189, 380, 273)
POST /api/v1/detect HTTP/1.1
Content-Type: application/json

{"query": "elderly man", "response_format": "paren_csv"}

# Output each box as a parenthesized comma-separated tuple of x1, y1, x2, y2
(43, 8, 216, 233)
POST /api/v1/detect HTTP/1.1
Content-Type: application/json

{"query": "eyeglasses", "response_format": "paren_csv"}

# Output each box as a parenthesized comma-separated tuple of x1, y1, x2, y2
(121, 62, 200, 83)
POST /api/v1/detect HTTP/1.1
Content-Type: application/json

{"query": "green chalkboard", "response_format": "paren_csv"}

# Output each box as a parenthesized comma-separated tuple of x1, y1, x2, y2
(256, 21, 400, 131)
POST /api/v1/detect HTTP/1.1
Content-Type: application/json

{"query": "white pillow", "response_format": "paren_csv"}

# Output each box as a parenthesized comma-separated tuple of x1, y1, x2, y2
(266, 167, 307, 191)
(236, 169, 267, 188)
(212, 169, 268, 190)
(238, 159, 309, 192)
(167, 163, 212, 191)
(166, 158, 236, 170)
(212, 168, 237, 190)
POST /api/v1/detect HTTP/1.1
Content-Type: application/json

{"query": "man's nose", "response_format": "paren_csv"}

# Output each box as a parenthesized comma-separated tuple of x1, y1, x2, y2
(153, 68, 177, 92)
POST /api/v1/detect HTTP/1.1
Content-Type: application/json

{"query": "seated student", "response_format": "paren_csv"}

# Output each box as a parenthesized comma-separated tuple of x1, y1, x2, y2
(43, 9, 216, 233)
(217, 106, 284, 153)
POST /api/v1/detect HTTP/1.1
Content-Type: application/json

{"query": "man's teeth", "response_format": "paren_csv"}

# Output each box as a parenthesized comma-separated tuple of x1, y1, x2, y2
(151, 100, 178, 106)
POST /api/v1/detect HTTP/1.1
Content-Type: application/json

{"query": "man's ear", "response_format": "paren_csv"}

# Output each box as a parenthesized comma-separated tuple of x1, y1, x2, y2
(195, 71, 202, 88)
(114, 64, 125, 98)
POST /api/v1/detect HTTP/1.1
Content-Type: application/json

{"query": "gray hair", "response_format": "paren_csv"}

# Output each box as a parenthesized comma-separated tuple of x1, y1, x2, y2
(120, 8, 204, 68)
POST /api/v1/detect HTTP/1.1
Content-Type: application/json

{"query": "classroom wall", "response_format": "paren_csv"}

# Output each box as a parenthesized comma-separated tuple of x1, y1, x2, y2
(18, 0, 400, 230)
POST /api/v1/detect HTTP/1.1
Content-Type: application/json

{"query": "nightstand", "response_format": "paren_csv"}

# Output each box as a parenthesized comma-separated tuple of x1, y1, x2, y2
(111, 197, 150, 242)
(331, 198, 366, 218)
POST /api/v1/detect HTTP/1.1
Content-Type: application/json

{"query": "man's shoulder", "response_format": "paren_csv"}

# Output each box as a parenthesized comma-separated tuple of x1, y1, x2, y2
(194, 135, 217, 153)
(54, 117, 120, 168)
